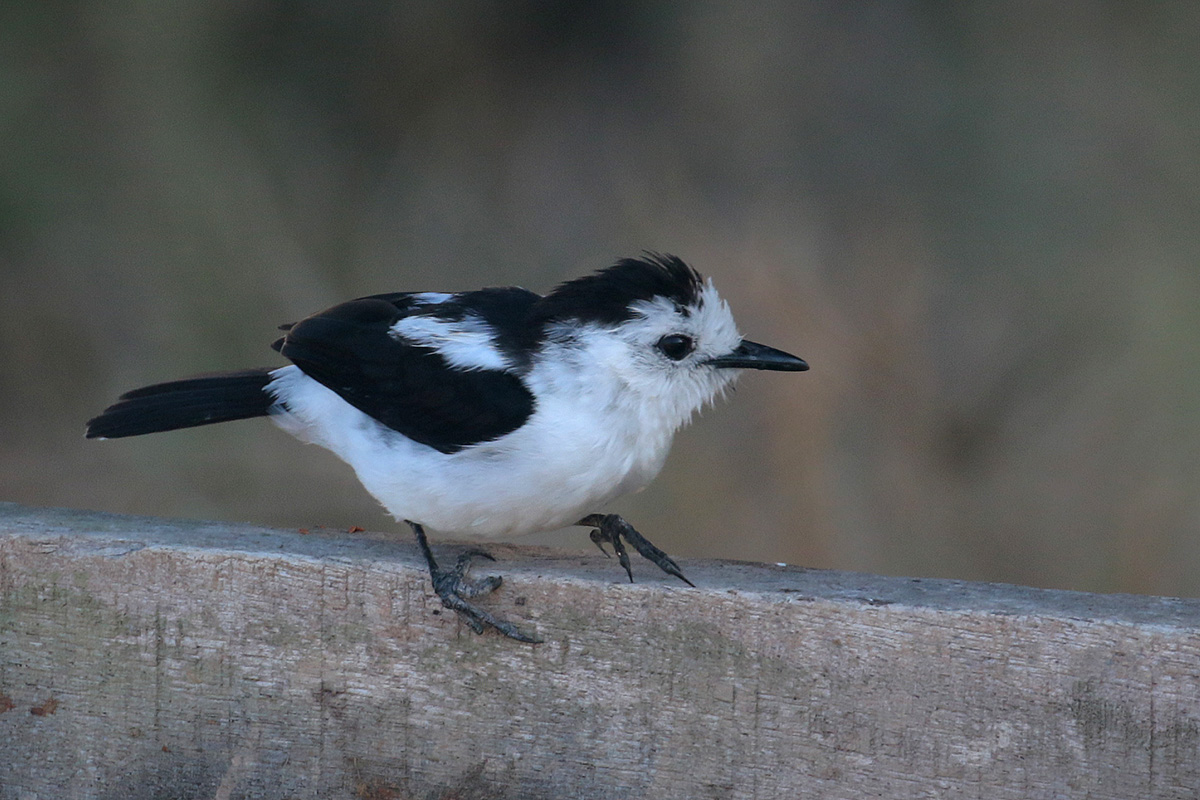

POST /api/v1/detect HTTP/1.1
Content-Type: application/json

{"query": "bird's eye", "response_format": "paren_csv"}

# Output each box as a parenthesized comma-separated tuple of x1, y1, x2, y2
(655, 334, 695, 361)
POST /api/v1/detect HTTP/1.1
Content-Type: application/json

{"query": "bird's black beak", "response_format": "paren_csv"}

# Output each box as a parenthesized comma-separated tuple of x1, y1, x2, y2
(708, 339, 809, 371)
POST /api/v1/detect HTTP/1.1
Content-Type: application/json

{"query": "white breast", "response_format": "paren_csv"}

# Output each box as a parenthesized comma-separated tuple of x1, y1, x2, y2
(266, 363, 678, 538)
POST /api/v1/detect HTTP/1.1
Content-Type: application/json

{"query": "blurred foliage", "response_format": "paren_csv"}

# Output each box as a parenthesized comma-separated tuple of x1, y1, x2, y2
(3, 0, 1199, 596)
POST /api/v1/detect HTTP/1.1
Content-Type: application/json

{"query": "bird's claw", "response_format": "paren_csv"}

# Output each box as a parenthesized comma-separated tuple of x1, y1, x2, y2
(409, 522, 542, 643)
(588, 528, 612, 558)
(429, 555, 541, 642)
(588, 525, 633, 579)
(446, 549, 503, 598)
(578, 513, 695, 587)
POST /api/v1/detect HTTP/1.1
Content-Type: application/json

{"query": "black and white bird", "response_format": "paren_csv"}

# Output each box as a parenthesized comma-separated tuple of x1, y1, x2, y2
(87, 254, 807, 642)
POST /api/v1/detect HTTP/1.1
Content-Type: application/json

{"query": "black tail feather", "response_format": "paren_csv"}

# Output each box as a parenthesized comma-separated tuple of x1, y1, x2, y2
(86, 368, 275, 439)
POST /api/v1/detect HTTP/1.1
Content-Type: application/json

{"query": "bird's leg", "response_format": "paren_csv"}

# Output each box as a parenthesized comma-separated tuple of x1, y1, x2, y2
(577, 513, 695, 587)
(406, 521, 542, 644)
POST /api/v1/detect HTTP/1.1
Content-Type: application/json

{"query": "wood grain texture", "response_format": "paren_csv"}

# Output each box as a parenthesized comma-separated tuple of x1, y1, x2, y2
(1, 502, 1198, 799)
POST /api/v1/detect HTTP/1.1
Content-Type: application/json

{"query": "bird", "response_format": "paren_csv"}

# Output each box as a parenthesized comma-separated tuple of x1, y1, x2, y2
(86, 253, 808, 642)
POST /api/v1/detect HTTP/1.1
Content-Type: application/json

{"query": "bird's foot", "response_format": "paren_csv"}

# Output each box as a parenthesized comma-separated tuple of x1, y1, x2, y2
(577, 513, 695, 587)
(428, 550, 542, 643)
(407, 522, 542, 643)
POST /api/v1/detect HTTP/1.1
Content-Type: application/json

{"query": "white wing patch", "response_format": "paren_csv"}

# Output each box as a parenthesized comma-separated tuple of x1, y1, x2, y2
(411, 292, 454, 305)
(389, 314, 510, 371)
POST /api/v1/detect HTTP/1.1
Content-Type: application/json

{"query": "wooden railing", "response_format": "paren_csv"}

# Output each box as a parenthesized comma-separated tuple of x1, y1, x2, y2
(2, 502, 1198, 799)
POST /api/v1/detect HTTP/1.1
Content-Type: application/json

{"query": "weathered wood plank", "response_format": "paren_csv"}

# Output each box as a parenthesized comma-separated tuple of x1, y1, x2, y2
(1, 501, 1198, 799)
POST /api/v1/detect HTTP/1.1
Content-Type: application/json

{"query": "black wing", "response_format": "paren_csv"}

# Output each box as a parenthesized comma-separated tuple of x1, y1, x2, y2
(273, 291, 538, 454)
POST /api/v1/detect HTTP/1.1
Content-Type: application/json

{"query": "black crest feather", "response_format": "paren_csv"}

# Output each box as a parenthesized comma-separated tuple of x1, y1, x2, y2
(534, 253, 704, 326)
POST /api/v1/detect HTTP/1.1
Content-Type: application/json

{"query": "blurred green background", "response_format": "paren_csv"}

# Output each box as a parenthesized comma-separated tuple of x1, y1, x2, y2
(3, 1, 1199, 596)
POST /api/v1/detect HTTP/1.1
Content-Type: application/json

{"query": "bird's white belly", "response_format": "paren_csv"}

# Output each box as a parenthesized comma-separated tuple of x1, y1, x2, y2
(268, 368, 672, 538)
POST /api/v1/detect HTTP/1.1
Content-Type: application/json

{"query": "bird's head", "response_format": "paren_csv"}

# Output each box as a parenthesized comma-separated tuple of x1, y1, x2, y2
(534, 253, 807, 427)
